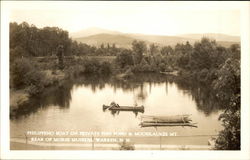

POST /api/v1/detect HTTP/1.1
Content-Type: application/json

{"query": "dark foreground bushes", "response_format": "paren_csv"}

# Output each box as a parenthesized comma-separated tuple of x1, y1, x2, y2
(10, 58, 46, 96)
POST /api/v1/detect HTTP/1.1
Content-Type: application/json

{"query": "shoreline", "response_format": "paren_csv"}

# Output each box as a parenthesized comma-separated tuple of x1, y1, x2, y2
(10, 69, 66, 116)
(10, 141, 213, 150)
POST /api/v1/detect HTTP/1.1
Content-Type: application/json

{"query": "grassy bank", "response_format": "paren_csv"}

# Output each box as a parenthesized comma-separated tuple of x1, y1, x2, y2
(10, 69, 66, 114)
(10, 56, 115, 114)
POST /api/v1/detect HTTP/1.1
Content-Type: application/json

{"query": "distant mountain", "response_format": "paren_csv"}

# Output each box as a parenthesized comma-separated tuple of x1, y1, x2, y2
(127, 33, 196, 46)
(70, 27, 122, 38)
(74, 33, 137, 48)
(179, 33, 240, 42)
(71, 28, 240, 48)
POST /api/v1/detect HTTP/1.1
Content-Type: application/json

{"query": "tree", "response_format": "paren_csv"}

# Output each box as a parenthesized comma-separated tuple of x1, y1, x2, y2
(57, 45, 64, 70)
(229, 44, 240, 60)
(177, 54, 190, 69)
(149, 43, 159, 55)
(189, 38, 217, 70)
(161, 45, 173, 56)
(213, 58, 240, 150)
(139, 57, 150, 72)
(132, 40, 147, 64)
(10, 22, 75, 57)
(115, 49, 134, 69)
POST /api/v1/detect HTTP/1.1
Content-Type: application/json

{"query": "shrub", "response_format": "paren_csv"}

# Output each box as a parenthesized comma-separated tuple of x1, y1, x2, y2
(213, 58, 240, 150)
(83, 59, 100, 73)
(159, 63, 166, 72)
(115, 49, 133, 68)
(11, 58, 33, 89)
(10, 46, 27, 63)
(10, 58, 46, 96)
(197, 68, 209, 82)
(26, 84, 44, 96)
(99, 61, 112, 74)
(24, 69, 45, 86)
(66, 65, 85, 78)
(123, 68, 133, 78)
(119, 140, 135, 150)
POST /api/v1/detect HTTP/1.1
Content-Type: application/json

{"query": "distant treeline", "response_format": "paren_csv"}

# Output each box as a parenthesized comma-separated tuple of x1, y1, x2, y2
(10, 22, 240, 60)
(10, 22, 123, 60)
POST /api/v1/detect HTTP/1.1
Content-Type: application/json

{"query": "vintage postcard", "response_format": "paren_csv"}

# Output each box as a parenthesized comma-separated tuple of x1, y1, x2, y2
(1, 1, 250, 160)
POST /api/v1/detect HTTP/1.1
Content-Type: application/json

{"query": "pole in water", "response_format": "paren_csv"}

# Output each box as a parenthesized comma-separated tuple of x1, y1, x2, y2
(25, 133, 28, 144)
(159, 136, 162, 150)
(92, 135, 94, 150)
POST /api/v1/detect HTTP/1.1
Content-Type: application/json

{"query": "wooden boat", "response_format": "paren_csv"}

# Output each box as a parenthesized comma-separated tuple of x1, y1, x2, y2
(103, 104, 144, 112)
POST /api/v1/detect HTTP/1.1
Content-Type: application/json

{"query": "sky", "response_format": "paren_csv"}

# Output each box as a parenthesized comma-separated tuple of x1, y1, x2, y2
(3, 1, 243, 36)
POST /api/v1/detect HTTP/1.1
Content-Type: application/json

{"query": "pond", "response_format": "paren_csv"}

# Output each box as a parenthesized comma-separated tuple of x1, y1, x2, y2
(10, 73, 224, 149)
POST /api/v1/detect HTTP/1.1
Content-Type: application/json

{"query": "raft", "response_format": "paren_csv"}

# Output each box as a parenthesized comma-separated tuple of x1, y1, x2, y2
(103, 105, 144, 112)
(160, 71, 179, 76)
(140, 122, 197, 128)
(141, 115, 192, 123)
(140, 115, 197, 128)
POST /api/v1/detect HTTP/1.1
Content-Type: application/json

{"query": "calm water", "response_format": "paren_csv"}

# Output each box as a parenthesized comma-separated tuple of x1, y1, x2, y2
(10, 73, 223, 146)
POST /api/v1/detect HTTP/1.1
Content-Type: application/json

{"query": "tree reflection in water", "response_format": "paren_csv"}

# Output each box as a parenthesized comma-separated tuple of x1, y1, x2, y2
(108, 110, 140, 117)
(11, 73, 224, 119)
(174, 77, 223, 116)
(10, 80, 73, 119)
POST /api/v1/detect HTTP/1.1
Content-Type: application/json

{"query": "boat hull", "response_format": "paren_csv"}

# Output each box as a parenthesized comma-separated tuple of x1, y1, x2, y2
(103, 105, 144, 112)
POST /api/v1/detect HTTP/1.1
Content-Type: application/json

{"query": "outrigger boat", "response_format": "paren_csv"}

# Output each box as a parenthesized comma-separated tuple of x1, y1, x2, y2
(103, 102, 144, 112)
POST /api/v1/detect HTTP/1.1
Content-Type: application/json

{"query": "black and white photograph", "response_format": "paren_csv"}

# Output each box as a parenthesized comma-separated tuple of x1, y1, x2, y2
(1, 1, 250, 160)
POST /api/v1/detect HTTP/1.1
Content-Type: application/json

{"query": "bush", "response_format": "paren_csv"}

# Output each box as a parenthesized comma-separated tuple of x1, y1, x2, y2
(83, 59, 100, 73)
(159, 63, 166, 72)
(24, 70, 45, 96)
(197, 68, 209, 82)
(213, 58, 240, 150)
(26, 84, 44, 96)
(10, 58, 46, 96)
(65, 65, 85, 78)
(130, 65, 138, 73)
(215, 95, 240, 150)
(115, 49, 134, 69)
(11, 58, 33, 89)
(99, 61, 112, 74)
(64, 58, 112, 78)
(123, 68, 133, 78)
(119, 140, 135, 150)
(10, 46, 27, 63)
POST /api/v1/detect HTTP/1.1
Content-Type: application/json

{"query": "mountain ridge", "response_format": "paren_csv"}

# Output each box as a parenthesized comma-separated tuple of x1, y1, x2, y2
(71, 27, 240, 48)
(70, 27, 122, 38)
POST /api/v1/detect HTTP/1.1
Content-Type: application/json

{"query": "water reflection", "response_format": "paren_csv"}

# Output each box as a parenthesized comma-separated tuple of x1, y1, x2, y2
(10, 80, 73, 119)
(11, 73, 223, 119)
(174, 77, 223, 116)
(108, 110, 140, 117)
(103, 107, 143, 117)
